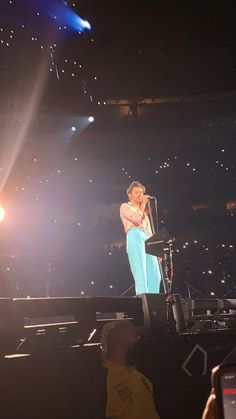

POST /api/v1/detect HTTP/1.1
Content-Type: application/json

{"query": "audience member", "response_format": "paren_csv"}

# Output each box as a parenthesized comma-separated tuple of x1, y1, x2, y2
(101, 319, 160, 419)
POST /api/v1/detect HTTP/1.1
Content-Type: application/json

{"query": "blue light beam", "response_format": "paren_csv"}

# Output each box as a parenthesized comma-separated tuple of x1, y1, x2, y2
(48, 0, 91, 33)
(1, 0, 91, 34)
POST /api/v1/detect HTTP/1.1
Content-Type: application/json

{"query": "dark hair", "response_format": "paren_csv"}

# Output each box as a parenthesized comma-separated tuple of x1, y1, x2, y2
(127, 181, 145, 196)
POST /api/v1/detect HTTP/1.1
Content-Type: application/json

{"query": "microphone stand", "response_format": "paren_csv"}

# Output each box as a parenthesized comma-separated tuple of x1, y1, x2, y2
(147, 199, 156, 235)
(147, 198, 167, 293)
(147, 197, 176, 334)
(147, 197, 158, 234)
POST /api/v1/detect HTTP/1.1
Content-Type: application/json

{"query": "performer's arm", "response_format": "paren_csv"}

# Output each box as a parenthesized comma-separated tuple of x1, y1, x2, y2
(120, 204, 144, 226)
(120, 196, 150, 226)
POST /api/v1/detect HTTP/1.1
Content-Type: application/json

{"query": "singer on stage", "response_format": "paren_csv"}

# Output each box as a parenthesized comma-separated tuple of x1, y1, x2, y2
(120, 181, 161, 295)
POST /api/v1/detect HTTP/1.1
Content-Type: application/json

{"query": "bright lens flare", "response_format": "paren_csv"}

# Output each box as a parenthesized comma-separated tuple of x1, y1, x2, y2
(0, 205, 6, 222)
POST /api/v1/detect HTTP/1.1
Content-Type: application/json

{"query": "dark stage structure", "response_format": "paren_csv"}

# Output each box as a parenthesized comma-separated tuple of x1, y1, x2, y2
(0, 294, 236, 418)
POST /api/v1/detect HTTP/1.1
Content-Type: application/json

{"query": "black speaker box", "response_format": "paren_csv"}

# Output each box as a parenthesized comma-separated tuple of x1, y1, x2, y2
(140, 293, 186, 336)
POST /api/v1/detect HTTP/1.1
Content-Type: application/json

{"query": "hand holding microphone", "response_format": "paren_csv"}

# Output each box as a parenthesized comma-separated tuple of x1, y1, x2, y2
(142, 195, 156, 204)
(140, 195, 157, 214)
(141, 195, 151, 205)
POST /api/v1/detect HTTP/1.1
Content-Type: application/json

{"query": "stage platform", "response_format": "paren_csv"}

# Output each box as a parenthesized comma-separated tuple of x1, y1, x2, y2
(1, 294, 236, 348)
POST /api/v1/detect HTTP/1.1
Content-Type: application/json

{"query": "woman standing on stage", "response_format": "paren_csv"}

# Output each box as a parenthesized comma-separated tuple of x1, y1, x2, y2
(120, 181, 161, 295)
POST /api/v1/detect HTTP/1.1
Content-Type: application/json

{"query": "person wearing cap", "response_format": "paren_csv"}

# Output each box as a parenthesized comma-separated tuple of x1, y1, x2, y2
(101, 319, 160, 419)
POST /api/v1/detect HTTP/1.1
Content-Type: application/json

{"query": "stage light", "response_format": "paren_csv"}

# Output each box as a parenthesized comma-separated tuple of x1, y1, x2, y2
(71, 126, 76, 132)
(88, 116, 94, 122)
(82, 20, 91, 30)
(47, 1, 91, 33)
(0, 205, 6, 222)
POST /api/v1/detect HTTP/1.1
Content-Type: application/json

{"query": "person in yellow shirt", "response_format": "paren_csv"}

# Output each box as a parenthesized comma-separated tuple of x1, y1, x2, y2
(101, 319, 160, 419)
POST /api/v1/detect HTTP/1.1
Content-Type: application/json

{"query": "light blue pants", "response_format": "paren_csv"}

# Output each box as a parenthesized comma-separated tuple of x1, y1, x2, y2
(126, 228, 161, 295)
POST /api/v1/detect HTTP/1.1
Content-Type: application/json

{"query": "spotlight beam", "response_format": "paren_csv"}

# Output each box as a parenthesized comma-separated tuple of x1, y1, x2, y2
(0, 57, 50, 194)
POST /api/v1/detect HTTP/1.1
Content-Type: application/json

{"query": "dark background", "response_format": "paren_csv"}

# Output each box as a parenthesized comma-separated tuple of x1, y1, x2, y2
(0, 0, 235, 299)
